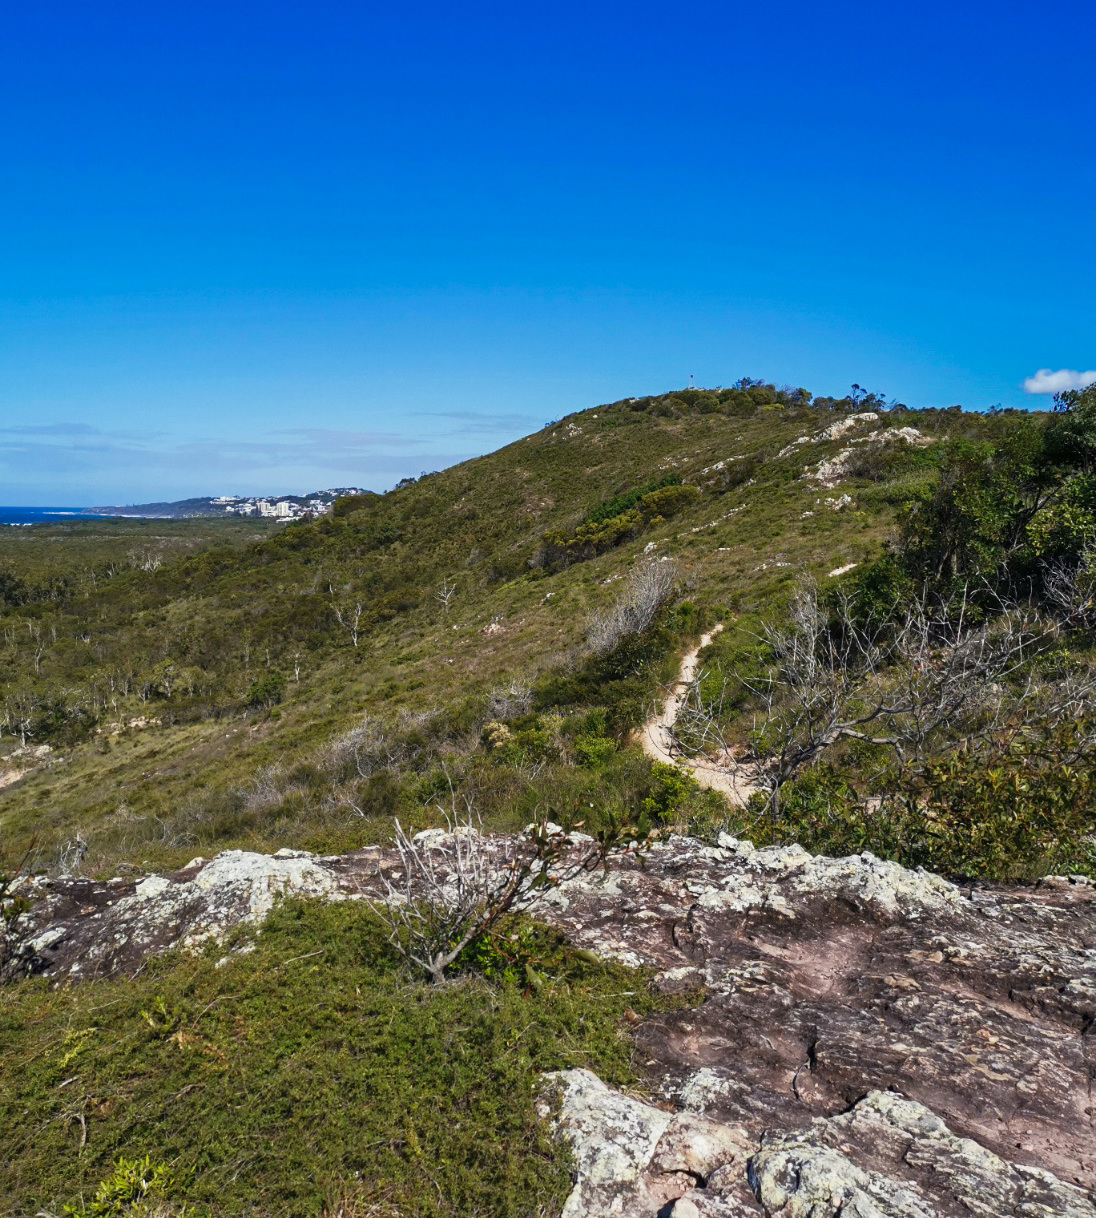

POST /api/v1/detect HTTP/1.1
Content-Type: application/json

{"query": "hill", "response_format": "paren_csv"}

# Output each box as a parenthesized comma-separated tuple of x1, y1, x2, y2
(87, 487, 374, 520)
(1, 383, 983, 876)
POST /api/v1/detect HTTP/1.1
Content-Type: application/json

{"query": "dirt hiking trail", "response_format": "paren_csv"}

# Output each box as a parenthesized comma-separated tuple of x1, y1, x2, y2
(637, 624, 759, 806)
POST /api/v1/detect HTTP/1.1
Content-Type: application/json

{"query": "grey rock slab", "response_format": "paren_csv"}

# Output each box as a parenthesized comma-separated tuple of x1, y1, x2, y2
(540, 1067, 758, 1217)
(7, 832, 1096, 1205)
(545, 1072, 1094, 1218)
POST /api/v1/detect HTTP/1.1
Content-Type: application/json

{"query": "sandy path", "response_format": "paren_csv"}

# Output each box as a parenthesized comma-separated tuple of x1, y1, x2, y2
(637, 624, 758, 806)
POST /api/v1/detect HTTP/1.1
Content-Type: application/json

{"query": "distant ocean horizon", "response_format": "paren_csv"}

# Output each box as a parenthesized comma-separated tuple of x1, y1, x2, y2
(0, 506, 108, 526)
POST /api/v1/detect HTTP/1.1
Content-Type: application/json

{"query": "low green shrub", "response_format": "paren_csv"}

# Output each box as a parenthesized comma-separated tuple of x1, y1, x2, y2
(452, 918, 572, 988)
(63, 1156, 182, 1218)
(243, 672, 286, 709)
(711, 731, 1096, 881)
(573, 732, 617, 768)
(538, 476, 701, 566)
(2, 900, 694, 1218)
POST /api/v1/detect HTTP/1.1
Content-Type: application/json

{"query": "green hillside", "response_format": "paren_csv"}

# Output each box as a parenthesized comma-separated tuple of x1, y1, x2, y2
(0, 383, 974, 875)
(1, 386, 1070, 877)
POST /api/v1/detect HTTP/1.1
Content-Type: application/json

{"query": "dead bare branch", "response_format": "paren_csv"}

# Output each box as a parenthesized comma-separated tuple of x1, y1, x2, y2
(670, 580, 1060, 816)
(587, 557, 678, 656)
(373, 780, 619, 984)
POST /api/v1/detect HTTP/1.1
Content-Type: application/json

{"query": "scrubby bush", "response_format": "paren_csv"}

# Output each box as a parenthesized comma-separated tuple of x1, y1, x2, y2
(63, 1155, 181, 1217)
(586, 558, 678, 657)
(451, 916, 573, 988)
(573, 732, 617, 768)
(710, 719, 1096, 881)
(244, 671, 286, 709)
(332, 493, 376, 518)
(537, 476, 698, 566)
(486, 680, 534, 721)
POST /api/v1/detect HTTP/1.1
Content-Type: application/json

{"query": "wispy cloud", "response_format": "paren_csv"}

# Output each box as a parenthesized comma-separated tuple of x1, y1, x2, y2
(0, 422, 104, 437)
(417, 409, 542, 435)
(270, 428, 419, 448)
(0, 422, 476, 501)
(1022, 368, 1096, 395)
(0, 422, 160, 440)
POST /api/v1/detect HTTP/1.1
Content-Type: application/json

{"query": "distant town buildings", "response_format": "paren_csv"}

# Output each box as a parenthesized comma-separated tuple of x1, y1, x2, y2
(211, 489, 366, 521)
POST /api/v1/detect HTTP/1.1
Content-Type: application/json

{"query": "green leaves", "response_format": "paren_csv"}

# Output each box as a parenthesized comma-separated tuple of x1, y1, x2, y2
(719, 727, 1096, 883)
(63, 1155, 179, 1217)
(538, 475, 698, 566)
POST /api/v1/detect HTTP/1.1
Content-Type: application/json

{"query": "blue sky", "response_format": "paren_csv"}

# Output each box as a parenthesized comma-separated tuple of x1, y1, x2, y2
(1, 0, 1094, 504)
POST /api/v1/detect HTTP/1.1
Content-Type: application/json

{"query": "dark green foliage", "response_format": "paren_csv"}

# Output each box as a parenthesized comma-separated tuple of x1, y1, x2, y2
(538, 476, 700, 566)
(584, 475, 684, 527)
(907, 732, 1096, 878)
(854, 397, 1096, 601)
(0, 567, 28, 608)
(839, 437, 939, 483)
(1045, 383, 1096, 475)
(1, 901, 691, 1217)
(717, 722, 1096, 881)
(535, 620, 674, 734)
(452, 918, 572, 987)
(331, 492, 377, 518)
(573, 732, 617, 768)
(640, 761, 699, 822)
(244, 672, 286, 709)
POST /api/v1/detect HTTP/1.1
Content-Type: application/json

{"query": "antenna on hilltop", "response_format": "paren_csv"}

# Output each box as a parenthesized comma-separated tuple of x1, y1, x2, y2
(689, 373, 695, 389)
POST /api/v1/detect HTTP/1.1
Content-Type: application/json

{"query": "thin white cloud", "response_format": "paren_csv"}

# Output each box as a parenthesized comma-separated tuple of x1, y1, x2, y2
(1022, 368, 1096, 395)
(270, 428, 417, 448)
(418, 409, 542, 435)
(0, 421, 478, 502)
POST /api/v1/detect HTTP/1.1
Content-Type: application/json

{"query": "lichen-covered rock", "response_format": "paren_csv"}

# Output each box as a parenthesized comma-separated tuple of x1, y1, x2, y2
(545, 1075, 1096, 1217)
(8, 832, 1095, 1213)
(540, 1068, 757, 1216)
(529, 836, 1095, 1203)
(9, 847, 364, 978)
(748, 1090, 1096, 1218)
(806, 424, 932, 488)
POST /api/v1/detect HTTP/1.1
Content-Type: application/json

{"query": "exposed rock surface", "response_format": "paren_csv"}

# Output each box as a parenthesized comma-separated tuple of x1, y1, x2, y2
(6, 847, 356, 979)
(542, 1072, 1096, 1217)
(7, 834, 1095, 1214)
(776, 412, 881, 458)
(806, 424, 932, 487)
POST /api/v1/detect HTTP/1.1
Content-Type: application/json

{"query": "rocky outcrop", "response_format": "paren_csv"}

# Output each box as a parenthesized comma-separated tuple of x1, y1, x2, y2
(804, 424, 932, 488)
(7, 834, 1095, 1214)
(536, 836, 1096, 1214)
(776, 412, 882, 458)
(6, 847, 357, 979)
(542, 1073, 1096, 1217)
(539, 1067, 757, 1215)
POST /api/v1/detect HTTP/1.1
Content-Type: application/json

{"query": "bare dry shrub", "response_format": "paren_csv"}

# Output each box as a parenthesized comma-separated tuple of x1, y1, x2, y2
(672, 580, 1075, 814)
(375, 783, 622, 984)
(55, 833, 89, 876)
(1043, 550, 1096, 634)
(486, 679, 533, 720)
(323, 712, 435, 782)
(586, 557, 678, 656)
(240, 764, 306, 817)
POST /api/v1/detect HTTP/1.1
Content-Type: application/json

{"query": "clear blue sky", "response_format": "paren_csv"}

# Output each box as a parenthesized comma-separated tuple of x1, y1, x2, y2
(2, 0, 1094, 504)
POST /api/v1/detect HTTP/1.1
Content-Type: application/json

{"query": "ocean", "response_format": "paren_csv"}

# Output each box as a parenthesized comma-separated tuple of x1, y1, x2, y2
(0, 506, 99, 526)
